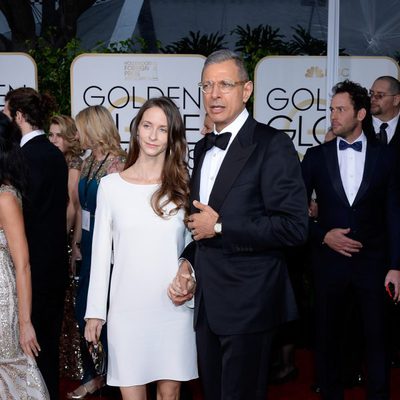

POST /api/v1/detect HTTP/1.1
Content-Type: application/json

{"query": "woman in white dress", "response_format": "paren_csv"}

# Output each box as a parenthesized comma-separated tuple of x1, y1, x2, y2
(84, 97, 198, 399)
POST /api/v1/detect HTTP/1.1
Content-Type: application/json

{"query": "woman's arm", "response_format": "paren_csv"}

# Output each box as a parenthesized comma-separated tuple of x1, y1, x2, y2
(0, 192, 40, 358)
(70, 204, 82, 276)
(84, 182, 113, 322)
(70, 160, 84, 276)
(66, 167, 81, 232)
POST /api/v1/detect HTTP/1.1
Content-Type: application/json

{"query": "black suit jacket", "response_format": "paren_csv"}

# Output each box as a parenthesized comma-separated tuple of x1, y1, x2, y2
(388, 118, 400, 150)
(184, 115, 308, 335)
(363, 114, 400, 151)
(21, 134, 69, 293)
(301, 137, 400, 273)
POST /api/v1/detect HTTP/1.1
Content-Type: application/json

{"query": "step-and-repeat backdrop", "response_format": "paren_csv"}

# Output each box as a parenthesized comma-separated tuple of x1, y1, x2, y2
(2, 51, 399, 160)
(0, 52, 37, 108)
(254, 56, 400, 157)
(71, 54, 205, 167)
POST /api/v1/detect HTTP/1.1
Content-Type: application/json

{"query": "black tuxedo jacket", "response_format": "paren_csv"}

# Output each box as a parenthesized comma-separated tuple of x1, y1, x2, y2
(363, 114, 400, 151)
(184, 116, 308, 335)
(21, 135, 69, 293)
(301, 137, 400, 273)
(388, 118, 400, 150)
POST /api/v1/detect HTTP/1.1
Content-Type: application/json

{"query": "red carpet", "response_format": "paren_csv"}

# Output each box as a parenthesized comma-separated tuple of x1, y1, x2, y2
(60, 349, 400, 399)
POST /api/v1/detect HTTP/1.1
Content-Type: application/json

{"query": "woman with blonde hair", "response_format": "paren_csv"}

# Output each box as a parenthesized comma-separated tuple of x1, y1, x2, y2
(84, 97, 198, 399)
(67, 105, 125, 399)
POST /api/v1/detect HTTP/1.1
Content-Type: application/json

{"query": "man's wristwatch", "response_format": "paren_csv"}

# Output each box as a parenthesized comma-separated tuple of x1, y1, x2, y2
(214, 218, 222, 235)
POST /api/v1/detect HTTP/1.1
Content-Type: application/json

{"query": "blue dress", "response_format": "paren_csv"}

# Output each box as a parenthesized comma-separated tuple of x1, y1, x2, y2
(75, 153, 125, 381)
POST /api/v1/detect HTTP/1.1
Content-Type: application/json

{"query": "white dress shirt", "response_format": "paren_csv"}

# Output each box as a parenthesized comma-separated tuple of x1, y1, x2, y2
(199, 109, 249, 204)
(337, 133, 367, 205)
(20, 129, 45, 147)
(372, 112, 400, 144)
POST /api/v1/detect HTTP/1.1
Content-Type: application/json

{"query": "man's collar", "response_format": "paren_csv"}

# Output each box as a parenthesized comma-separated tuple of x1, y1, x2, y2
(20, 130, 45, 147)
(372, 112, 400, 130)
(216, 108, 249, 136)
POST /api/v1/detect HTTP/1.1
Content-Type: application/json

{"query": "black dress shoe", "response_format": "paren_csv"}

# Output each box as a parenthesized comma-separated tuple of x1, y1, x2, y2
(310, 383, 321, 394)
(270, 367, 299, 385)
(391, 353, 400, 368)
(343, 372, 364, 388)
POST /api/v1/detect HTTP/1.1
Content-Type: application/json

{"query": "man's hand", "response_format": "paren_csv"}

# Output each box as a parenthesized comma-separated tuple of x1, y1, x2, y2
(323, 228, 363, 257)
(187, 200, 219, 241)
(385, 269, 400, 303)
(168, 260, 196, 306)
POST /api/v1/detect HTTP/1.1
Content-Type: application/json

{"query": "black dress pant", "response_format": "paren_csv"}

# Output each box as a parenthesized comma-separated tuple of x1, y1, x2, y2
(314, 260, 389, 400)
(32, 289, 66, 400)
(196, 302, 273, 400)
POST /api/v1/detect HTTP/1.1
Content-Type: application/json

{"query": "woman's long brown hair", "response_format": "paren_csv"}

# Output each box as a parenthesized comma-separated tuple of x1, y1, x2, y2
(125, 96, 190, 218)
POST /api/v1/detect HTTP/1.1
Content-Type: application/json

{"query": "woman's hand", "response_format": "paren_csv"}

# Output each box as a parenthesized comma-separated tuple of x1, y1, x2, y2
(85, 318, 103, 344)
(19, 321, 41, 358)
(70, 242, 82, 277)
(167, 260, 196, 305)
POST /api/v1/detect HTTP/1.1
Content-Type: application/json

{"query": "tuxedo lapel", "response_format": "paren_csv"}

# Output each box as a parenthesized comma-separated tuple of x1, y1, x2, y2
(323, 139, 349, 206)
(389, 120, 400, 149)
(208, 117, 257, 212)
(353, 141, 380, 205)
(190, 138, 207, 213)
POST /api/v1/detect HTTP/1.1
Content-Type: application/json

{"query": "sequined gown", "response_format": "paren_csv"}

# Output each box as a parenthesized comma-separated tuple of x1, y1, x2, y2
(59, 155, 84, 380)
(0, 185, 49, 399)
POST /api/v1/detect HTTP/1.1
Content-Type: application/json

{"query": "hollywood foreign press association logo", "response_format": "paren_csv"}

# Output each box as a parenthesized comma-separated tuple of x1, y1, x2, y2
(123, 61, 158, 81)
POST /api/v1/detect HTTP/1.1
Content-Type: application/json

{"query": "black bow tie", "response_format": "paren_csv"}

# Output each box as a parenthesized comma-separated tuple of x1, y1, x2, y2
(338, 140, 362, 152)
(204, 132, 232, 151)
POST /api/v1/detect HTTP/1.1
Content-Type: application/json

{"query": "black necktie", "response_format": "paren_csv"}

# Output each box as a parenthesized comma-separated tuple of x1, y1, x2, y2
(204, 132, 232, 151)
(377, 123, 388, 145)
(338, 140, 362, 152)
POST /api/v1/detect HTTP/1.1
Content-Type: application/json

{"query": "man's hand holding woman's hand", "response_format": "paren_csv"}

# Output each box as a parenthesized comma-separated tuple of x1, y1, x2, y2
(168, 260, 196, 306)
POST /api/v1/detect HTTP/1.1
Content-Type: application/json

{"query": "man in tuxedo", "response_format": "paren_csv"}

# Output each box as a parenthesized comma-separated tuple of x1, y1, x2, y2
(301, 80, 400, 400)
(4, 87, 68, 399)
(364, 76, 400, 147)
(169, 49, 308, 400)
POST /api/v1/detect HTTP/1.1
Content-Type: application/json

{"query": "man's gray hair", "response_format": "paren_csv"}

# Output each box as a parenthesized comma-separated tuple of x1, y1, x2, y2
(202, 49, 249, 81)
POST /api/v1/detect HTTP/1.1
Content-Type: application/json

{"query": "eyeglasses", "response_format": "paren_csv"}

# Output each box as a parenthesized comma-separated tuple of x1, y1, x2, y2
(369, 90, 399, 100)
(198, 80, 247, 94)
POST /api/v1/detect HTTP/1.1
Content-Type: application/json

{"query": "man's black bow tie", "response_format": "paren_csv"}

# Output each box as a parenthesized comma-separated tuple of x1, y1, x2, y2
(204, 132, 232, 151)
(338, 140, 362, 152)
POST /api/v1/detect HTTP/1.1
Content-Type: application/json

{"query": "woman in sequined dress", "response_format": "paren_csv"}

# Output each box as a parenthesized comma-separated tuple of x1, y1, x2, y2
(49, 115, 83, 233)
(48, 115, 84, 380)
(66, 106, 125, 399)
(0, 112, 49, 399)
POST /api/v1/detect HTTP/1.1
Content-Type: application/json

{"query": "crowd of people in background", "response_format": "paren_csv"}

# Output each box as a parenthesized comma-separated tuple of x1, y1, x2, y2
(0, 50, 399, 400)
